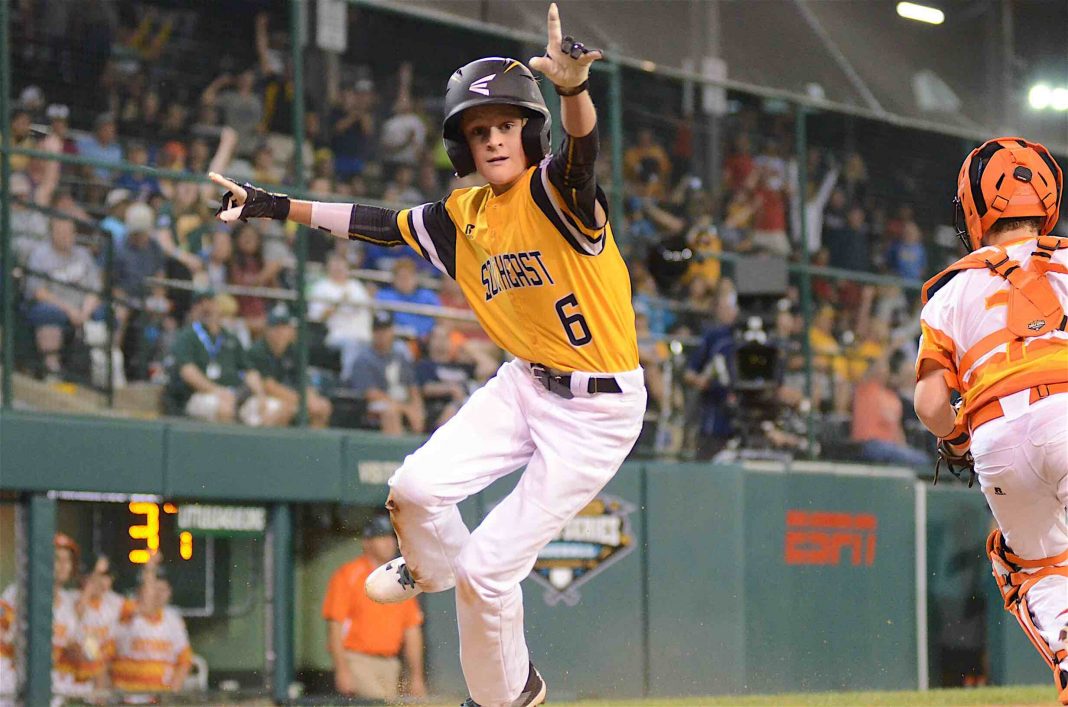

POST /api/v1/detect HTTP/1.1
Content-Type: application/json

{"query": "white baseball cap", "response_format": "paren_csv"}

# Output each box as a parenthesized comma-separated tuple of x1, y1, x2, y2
(124, 202, 155, 234)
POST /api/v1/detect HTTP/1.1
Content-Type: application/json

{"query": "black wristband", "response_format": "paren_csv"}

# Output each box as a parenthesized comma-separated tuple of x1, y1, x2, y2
(945, 431, 970, 446)
(554, 79, 589, 97)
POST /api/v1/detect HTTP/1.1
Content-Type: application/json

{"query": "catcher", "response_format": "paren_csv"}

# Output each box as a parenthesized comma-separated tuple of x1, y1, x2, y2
(914, 137, 1068, 702)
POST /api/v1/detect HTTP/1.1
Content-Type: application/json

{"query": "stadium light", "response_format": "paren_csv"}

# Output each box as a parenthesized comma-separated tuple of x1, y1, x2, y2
(896, 2, 945, 25)
(1029, 83, 1068, 111)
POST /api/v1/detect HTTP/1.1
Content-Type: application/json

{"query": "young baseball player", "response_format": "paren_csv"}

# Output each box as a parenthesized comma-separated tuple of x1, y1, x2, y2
(211, 5, 644, 705)
(913, 137, 1067, 703)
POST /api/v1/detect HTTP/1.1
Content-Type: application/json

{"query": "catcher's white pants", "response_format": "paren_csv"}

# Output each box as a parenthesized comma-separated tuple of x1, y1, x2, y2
(387, 358, 645, 707)
(972, 390, 1068, 668)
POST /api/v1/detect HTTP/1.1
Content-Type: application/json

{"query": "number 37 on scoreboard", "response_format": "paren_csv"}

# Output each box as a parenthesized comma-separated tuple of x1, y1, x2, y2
(128, 502, 194, 563)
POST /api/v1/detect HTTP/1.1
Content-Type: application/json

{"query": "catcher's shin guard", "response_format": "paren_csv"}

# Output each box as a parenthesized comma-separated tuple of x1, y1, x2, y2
(987, 528, 1068, 696)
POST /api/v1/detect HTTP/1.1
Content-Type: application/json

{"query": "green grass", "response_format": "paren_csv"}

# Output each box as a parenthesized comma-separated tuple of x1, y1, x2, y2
(424, 685, 1053, 707)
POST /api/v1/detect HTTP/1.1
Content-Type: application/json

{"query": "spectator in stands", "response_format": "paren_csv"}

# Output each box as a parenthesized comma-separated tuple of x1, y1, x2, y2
(262, 224, 298, 290)
(251, 141, 283, 185)
(228, 223, 273, 339)
(113, 201, 167, 338)
(253, 13, 290, 131)
(724, 133, 755, 191)
(162, 291, 286, 426)
(8, 107, 34, 174)
(374, 258, 440, 342)
(682, 223, 723, 292)
(790, 152, 839, 254)
(417, 161, 441, 201)
(322, 515, 426, 701)
(348, 311, 424, 436)
(382, 164, 424, 204)
(158, 102, 190, 144)
(886, 220, 927, 281)
(308, 254, 373, 381)
(751, 166, 790, 256)
(202, 69, 264, 157)
(807, 304, 850, 412)
(248, 306, 331, 428)
(850, 355, 929, 467)
(23, 216, 104, 379)
(10, 171, 50, 264)
(111, 574, 192, 694)
(624, 128, 671, 198)
(99, 188, 132, 248)
(683, 292, 739, 460)
(113, 141, 161, 199)
(379, 63, 426, 169)
(200, 229, 232, 292)
(634, 304, 669, 416)
(416, 324, 476, 430)
(75, 112, 123, 185)
(42, 103, 76, 155)
(330, 78, 377, 179)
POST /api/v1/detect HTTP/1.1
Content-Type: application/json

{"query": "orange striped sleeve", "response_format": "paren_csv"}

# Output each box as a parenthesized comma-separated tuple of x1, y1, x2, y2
(916, 321, 957, 381)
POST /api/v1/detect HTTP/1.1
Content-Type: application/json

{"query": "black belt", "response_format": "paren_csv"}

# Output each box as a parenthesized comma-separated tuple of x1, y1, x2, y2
(530, 363, 623, 399)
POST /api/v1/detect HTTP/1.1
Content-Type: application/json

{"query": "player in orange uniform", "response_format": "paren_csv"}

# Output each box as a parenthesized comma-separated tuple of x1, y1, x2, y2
(914, 137, 1067, 703)
(75, 556, 137, 689)
(322, 515, 425, 700)
(110, 575, 192, 694)
(210, 5, 645, 704)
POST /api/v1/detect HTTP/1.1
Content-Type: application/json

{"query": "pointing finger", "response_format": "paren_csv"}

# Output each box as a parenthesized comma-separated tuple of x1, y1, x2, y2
(208, 172, 247, 203)
(546, 3, 562, 46)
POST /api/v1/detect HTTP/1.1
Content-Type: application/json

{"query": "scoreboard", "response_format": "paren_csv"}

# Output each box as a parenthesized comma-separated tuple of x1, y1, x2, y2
(56, 495, 265, 617)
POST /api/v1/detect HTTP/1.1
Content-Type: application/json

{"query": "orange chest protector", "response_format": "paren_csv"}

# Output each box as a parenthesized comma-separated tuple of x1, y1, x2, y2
(922, 236, 1068, 356)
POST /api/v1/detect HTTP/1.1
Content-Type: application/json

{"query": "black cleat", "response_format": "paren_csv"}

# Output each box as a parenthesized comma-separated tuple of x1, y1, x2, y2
(461, 662, 546, 707)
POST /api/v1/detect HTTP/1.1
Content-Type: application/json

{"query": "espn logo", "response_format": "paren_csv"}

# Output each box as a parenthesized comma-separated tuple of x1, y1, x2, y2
(784, 510, 877, 566)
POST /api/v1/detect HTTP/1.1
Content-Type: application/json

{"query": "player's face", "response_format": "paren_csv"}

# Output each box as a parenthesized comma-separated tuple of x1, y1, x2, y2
(54, 548, 74, 585)
(461, 105, 529, 192)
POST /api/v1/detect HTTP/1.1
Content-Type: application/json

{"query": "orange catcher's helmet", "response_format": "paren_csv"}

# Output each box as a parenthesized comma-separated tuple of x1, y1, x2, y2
(954, 136, 1062, 252)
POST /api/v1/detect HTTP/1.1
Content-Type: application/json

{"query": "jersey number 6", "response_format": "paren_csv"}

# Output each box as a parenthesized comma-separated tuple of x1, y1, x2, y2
(555, 293, 593, 346)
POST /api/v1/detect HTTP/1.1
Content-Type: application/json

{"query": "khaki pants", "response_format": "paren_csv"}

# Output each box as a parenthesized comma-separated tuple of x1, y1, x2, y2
(345, 651, 401, 700)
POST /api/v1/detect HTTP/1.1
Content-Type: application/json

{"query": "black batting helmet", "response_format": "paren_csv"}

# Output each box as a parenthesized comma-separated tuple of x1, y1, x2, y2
(442, 57, 551, 178)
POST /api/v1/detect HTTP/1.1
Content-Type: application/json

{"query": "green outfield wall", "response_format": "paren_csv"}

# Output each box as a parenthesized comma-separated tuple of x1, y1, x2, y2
(0, 410, 1049, 701)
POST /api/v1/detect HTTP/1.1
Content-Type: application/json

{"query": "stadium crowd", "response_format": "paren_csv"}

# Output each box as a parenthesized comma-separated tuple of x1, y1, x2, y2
(4, 1, 948, 466)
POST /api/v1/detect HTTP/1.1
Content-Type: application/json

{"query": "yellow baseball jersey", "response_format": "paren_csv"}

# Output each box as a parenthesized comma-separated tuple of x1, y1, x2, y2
(393, 158, 638, 373)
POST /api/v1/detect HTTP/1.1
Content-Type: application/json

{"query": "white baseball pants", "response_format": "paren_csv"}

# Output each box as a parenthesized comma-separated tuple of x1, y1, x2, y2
(972, 391, 1068, 669)
(387, 358, 646, 707)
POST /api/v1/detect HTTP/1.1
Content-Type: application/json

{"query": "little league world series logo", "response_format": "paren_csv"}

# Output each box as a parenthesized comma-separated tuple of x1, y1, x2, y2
(529, 495, 636, 607)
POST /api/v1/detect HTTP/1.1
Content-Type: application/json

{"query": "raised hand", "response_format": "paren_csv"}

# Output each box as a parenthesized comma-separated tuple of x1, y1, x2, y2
(208, 171, 290, 223)
(528, 3, 602, 90)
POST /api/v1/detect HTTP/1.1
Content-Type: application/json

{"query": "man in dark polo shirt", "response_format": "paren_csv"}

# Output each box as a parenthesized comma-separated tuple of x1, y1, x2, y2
(415, 324, 476, 431)
(248, 306, 332, 428)
(348, 311, 424, 436)
(163, 291, 287, 426)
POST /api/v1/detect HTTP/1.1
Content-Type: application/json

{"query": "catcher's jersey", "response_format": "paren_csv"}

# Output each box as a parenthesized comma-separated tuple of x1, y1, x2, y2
(394, 158, 638, 373)
(916, 237, 1068, 411)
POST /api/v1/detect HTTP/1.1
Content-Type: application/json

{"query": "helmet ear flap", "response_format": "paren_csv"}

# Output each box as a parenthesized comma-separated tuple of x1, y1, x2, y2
(444, 136, 476, 178)
(520, 113, 551, 168)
